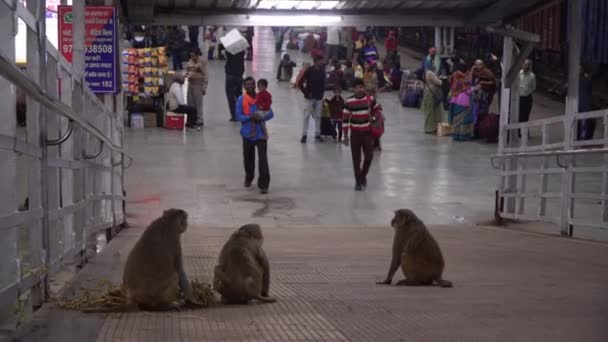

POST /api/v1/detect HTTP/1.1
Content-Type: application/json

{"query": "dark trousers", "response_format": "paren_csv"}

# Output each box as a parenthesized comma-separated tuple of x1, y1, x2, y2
(577, 118, 597, 141)
(350, 131, 374, 186)
(226, 75, 243, 120)
(171, 50, 183, 70)
(519, 95, 533, 137)
(333, 120, 342, 141)
(519, 95, 533, 123)
(243, 138, 270, 190)
(172, 105, 198, 126)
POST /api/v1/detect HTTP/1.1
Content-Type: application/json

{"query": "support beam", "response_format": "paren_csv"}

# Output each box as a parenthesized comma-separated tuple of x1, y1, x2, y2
(435, 26, 442, 50)
(561, 0, 582, 235)
(504, 42, 535, 87)
(470, 0, 550, 25)
(149, 13, 466, 27)
(486, 26, 541, 43)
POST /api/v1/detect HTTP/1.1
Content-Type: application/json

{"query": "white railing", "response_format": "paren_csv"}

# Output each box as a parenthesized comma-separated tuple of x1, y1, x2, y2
(0, 0, 130, 329)
(492, 110, 608, 236)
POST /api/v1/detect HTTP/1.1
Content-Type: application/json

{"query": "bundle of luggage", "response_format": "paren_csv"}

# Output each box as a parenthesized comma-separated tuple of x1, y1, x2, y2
(399, 71, 424, 108)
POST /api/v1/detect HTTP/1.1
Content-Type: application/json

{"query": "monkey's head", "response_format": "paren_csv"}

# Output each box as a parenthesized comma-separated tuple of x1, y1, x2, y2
(235, 224, 263, 241)
(163, 208, 189, 233)
(391, 209, 419, 229)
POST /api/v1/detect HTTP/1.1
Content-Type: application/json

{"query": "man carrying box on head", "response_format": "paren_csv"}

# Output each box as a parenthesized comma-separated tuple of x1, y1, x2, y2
(167, 72, 199, 130)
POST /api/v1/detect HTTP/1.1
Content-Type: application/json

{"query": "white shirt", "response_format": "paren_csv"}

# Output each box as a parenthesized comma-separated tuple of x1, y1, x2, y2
(168, 82, 186, 110)
(327, 27, 340, 45)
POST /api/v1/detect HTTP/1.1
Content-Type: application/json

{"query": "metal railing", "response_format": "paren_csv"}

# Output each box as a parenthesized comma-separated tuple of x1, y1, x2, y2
(0, 0, 130, 328)
(492, 110, 608, 236)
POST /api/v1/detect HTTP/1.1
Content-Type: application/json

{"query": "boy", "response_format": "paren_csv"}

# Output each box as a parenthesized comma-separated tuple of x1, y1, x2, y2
(328, 86, 345, 142)
(252, 78, 272, 139)
(342, 78, 380, 191)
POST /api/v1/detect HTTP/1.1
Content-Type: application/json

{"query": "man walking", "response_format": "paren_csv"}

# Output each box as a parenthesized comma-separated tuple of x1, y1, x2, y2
(342, 79, 379, 191)
(236, 77, 274, 194)
(167, 73, 199, 129)
(518, 59, 536, 134)
(225, 50, 245, 122)
(297, 56, 326, 143)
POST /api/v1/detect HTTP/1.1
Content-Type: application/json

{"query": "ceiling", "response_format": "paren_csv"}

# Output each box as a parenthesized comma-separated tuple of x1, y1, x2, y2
(116, 0, 554, 26)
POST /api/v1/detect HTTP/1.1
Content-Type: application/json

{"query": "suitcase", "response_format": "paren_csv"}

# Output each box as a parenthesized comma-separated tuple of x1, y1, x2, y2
(478, 113, 500, 143)
(400, 78, 424, 108)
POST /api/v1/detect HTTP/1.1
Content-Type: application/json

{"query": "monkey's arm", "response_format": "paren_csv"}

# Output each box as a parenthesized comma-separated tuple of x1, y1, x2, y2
(257, 248, 271, 297)
(377, 232, 404, 285)
(175, 244, 200, 306)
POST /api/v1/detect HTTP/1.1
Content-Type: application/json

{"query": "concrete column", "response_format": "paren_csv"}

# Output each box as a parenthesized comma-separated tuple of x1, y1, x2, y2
(449, 27, 455, 54)
(434, 26, 442, 52)
(442, 27, 448, 55)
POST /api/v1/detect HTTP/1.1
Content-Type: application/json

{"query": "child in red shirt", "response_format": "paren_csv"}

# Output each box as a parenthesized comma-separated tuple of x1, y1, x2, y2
(252, 79, 272, 139)
(327, 86, 345, 142)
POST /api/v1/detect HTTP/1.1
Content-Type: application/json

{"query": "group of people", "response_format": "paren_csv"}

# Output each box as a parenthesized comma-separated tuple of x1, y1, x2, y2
(420, 47, 502, 141)
(422, 47, 597, 143)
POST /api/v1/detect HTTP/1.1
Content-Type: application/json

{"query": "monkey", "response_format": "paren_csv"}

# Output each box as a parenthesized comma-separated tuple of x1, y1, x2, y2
(376, 209, 453, 288)
(82, 209, 202, 312)
(213, 224, 276, 304)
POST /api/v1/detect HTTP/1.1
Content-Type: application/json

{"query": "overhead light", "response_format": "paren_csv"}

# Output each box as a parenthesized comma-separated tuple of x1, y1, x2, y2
(248, 15, 342, 26)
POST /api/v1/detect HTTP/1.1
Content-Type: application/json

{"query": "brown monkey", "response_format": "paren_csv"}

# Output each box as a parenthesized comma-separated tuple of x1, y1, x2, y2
(377, 209, 453, 287)
(213, 224, 276, 304)
(83, 209, 201, 312)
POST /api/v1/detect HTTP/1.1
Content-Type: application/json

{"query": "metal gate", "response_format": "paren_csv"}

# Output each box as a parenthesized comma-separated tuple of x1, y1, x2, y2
(0, 0, 130, 328)
(492, 110, 608, 235)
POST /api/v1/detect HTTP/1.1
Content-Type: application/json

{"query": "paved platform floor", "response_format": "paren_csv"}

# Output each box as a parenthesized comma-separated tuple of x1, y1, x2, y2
(18, 223, 608, 341)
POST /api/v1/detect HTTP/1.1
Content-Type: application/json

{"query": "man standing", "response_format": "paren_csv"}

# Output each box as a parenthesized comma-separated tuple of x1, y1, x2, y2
(225, 50, 246, 122)
(423, 47, 442, 75)
(166, 26, 186, 70)
(342, 79, 379, 191)
(167, 73, 198, 129)
(236, 77, 274, 194)
(518, 59, 536, 129)
(185, 49, 208, 127)
(297, 56, 326, 143)
(325, 26, 340, 63)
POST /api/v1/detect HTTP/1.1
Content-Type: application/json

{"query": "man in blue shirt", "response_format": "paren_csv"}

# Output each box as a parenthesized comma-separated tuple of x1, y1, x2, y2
(236, 77, 274, 194)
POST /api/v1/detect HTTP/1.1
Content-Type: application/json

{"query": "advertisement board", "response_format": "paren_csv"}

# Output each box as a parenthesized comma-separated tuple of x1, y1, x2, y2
(58, 5, 118, 93)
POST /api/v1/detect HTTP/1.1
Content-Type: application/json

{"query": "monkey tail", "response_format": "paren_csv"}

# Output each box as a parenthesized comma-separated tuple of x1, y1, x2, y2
(80, 303, 137, 313)
(245, 277, 277, 304)
(435, 278, 453, 288)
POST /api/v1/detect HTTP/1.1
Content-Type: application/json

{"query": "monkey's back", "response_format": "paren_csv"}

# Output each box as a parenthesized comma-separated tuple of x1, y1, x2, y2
(400, 223, 445, 280)
(215, 236, 264, 299)
(123, 221, 180, 304)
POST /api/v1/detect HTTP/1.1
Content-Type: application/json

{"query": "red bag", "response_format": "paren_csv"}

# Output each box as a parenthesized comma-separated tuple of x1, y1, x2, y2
(367, 96, 385, 138)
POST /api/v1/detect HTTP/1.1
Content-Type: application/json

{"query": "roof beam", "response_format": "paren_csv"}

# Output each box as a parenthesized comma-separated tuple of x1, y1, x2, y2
(469, 0, 553, 25)
(148, 12, 467, 27)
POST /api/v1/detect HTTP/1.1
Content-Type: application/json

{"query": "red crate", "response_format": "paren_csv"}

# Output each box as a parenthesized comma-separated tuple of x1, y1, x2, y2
(165, 113, 186, 130)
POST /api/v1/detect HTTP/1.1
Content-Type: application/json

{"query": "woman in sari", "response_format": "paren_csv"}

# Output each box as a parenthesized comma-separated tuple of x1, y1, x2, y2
(470, 59, 496, 135)
(448, 64, 474, 141)
(422, 69, 444, 134)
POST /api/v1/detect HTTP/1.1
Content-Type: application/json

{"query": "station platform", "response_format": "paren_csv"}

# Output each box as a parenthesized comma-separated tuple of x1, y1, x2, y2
(12, 28, 608, 341)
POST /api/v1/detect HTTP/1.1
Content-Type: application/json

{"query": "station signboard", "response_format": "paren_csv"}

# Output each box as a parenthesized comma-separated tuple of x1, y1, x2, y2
(58, 5, 118, 94)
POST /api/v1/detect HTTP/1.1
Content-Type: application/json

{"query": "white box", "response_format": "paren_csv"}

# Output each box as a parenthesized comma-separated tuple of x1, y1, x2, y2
(219, 28, 250, 55)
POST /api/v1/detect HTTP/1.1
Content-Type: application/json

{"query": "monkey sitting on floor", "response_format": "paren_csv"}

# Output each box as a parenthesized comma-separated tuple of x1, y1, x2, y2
(377, 209, 453, 288)
(85, 209, 203, 312)
(214, 224, 276, 304)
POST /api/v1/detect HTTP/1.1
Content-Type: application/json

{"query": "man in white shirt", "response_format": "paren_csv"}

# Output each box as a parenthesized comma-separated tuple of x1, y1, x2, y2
(167, 73, 199, 129)
(325, 26, 340, 63)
